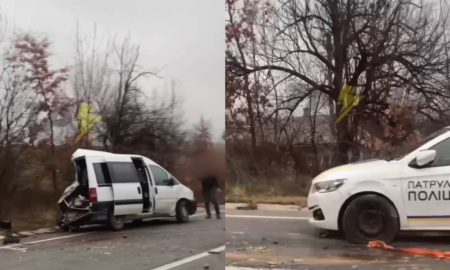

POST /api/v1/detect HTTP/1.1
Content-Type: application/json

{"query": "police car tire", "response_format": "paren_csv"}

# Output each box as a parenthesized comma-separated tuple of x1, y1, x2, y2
(108, 211, 125, 231)
(175, 200, 190, 223)
(342, 194, 399, 244)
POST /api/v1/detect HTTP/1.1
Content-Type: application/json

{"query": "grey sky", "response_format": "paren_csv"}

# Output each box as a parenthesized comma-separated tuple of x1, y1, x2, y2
(1, 0, 224, 139)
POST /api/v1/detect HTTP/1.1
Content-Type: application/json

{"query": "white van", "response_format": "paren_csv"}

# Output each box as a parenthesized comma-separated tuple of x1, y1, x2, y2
(58, 149, 197, 231)
(307, 127, 450, 243)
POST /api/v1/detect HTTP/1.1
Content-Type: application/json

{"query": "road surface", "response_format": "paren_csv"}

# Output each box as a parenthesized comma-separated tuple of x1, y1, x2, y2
(0, 208, 225, 270)
(226, 208, 450, 270)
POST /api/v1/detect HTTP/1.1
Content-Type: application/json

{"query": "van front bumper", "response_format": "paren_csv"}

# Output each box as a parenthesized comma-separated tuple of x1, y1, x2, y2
(307, 190, 345, 231)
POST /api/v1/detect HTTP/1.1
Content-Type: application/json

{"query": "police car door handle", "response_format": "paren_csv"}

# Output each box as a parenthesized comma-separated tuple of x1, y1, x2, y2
(137, 187, 141, 194)
(155, 187, 158, 194)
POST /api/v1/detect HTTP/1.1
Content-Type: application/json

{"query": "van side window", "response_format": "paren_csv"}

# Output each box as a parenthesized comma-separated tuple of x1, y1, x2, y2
(429, 138, 450, 167)
(93, 163, 112, 186)
(149, 165, 170, 186)
(108, 162, 140, 183)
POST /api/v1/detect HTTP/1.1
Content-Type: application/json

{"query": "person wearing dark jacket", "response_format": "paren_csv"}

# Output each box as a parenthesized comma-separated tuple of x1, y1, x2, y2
(201, 175, 221, 219)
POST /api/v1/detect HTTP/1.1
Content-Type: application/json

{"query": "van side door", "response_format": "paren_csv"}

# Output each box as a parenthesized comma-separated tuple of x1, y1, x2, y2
(104, 155, 144, 216)
(148, 165, 178, 214)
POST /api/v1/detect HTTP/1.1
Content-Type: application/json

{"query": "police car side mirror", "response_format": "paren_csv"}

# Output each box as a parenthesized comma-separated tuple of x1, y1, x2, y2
(410, 150, 436, 168)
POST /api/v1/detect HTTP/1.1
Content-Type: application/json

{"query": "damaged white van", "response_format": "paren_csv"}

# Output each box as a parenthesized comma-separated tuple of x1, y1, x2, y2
(57, 149, 197, 231)
(308, 127, 450, 243)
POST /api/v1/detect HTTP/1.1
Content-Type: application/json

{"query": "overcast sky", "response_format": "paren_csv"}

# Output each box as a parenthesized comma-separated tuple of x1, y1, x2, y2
(1, 0, 224, 140)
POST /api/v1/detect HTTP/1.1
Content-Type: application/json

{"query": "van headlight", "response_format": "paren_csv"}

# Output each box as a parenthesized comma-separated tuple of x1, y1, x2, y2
(312, 179, 346, 193)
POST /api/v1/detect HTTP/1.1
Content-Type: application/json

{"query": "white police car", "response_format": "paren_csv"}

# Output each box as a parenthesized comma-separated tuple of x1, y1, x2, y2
(308, 127, 450, 243)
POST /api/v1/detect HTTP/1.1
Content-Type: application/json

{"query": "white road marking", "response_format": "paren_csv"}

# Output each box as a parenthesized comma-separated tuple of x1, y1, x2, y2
(1, 246, 27, 252)
(0, 232, 94, 250)
(226, 215, 309, 220)
(226, 267, 285, 270)
(152, 245, 226, 270)
(0, 209, 225, 251)
(191, 210, 225, 218)
(0, 210, 224, 251)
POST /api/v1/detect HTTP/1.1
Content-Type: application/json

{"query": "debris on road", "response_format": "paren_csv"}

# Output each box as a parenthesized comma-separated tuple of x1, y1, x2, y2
(257, 247, 269, 253)
(368, 240, 450, 259)
(236, 201, 258, 210)
(315, 229, 330, 238)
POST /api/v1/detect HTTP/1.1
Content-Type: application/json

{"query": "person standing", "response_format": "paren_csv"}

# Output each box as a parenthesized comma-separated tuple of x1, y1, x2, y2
(201, 175, 221, 219)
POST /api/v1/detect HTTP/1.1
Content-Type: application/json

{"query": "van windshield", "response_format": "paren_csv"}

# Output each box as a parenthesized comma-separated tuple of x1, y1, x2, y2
(391, 127, 450, 161)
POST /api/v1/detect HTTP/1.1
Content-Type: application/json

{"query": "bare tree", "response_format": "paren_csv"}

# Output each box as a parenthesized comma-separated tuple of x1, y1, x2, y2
(227, 0, 450, 165)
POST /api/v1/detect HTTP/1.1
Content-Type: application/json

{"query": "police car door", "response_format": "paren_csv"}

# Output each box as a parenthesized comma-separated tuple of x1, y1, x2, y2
(401, 138, 450, 228)
(104, 155, 144, 216)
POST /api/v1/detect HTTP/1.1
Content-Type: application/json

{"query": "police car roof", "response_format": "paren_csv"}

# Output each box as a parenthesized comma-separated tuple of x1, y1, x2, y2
(72, 149, 159, 166)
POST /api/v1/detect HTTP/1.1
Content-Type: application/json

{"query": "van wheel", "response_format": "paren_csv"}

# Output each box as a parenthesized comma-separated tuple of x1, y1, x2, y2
(342, 194, 399, 244)
(176, 200, 189, 223)
(108, 211, 125, 231)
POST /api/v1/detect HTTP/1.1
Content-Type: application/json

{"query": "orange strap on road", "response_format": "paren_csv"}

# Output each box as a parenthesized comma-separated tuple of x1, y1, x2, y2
(368, 240, 450, 259)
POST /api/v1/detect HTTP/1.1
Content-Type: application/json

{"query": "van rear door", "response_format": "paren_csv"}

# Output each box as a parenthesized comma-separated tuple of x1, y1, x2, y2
(103, 155, 144, 216)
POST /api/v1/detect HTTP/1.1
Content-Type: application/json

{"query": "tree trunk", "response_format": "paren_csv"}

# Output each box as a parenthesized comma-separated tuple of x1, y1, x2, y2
(334, 114, 352, 166)
(48, 111, 57, 191)
(243, 75, 257, 151)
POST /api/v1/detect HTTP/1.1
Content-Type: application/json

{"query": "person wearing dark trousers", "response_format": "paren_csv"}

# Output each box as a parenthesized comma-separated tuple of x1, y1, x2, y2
(201, 175, 221, 219)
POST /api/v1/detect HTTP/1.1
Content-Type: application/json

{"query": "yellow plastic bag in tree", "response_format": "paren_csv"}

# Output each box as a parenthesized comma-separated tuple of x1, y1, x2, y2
(75, 103, 102, 143)
(336, 84, 364, 123)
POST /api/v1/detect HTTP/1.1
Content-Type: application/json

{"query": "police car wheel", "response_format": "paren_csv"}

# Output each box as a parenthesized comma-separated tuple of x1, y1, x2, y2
(108, 211, 125, 231)
(342, 194, 399, 244)
(175, 200, 190, 223)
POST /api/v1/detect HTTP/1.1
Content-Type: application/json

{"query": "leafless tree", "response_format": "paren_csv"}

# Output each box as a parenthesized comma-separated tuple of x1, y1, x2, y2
(227, 0, 450, 165)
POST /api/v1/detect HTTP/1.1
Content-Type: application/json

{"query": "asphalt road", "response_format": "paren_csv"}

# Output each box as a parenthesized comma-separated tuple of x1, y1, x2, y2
(225, 208, 450, 270)
(0, 208, 225, 270)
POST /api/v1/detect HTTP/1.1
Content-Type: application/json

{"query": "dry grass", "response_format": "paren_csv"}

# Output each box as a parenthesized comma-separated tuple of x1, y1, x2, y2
(11, 209, 58, 232)
(225, 184, 308, 206)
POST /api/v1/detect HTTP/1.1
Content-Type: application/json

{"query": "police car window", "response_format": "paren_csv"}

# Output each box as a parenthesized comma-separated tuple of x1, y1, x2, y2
(429, 138, 450, 167)
(149, 165, 169, 186)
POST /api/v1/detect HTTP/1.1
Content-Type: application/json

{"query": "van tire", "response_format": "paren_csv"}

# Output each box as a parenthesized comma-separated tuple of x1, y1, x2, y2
(342, 194, 399, 244)
(176, 200, 189, 223)
(108, 211, 125, 231)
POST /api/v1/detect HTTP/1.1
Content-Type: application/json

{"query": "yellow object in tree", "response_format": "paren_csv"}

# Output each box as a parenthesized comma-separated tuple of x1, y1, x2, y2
(75, 103, 102, 143)
(335, 84, 364, 123)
